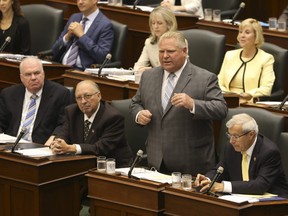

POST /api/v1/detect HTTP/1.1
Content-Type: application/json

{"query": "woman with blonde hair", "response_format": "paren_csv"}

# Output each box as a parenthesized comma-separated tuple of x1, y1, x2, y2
(218, 18, 275, 103)
(133, 6, 177, 73)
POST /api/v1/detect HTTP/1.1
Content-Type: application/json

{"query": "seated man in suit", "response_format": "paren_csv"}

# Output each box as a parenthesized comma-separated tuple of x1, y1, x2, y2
(0, 56, 70, 145)
(52, 0, 114, 70)
(195, 113, 288, 198)
(50, 80, 133, 168)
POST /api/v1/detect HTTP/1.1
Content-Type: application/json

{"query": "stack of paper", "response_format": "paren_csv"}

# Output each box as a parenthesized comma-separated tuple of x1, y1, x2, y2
(85, 68, 134, 75)
(116, 167, 172, 184)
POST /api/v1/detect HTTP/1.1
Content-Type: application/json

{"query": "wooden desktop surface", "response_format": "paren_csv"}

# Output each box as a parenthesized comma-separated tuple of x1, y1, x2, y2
(0, 59, 70, 90)
(86, 170, 288, 216)
(164, 186, 288, 216)
(0, 145, 96, 216)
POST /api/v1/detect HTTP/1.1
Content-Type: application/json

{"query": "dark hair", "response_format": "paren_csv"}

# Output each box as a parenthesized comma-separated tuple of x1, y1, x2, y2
(0, 0, 23, 20)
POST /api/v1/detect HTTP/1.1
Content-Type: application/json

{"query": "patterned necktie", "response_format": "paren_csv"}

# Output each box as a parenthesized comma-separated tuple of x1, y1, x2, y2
(22, 94, 38, 141)
(241, 152, 249, 181)
(84, 120, 91, 141)
(162, 73, 176, 110)
(66, 17, 88, 66)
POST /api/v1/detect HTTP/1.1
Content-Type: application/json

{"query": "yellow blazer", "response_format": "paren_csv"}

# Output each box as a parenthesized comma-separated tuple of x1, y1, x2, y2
(218, 48, 275, 98)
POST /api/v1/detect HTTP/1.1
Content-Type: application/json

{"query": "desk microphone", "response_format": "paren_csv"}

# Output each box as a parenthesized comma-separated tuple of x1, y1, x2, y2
(0, 36, 11, 53)
(231, 2, 245, 24)
(11, 127, 27, 153)
(278, 94, 288, 111)
(98, 53, 112, 76)
(203, 166, 224, 195)
(133, 0, 141, 10)
(128, 149, 143, 178)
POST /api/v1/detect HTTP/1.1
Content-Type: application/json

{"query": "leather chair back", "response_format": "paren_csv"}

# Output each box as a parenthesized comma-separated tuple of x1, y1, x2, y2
(21, 4, 63, 55)
(181, 29, 226, 74)
(106, 20, 128, 68)
(278, 132, 288, 182)
(217, 107, 285, 161)
(111, 99, 148, 157)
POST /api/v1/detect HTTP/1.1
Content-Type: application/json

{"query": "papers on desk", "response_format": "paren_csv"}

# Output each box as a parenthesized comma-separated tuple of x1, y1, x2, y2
(219, 192, 279, 203)
(15, 147, 54, 157)
(0, 133, 29, 144)
(85, 68, 134, 75)
(125, 5, 154, 12)
(116, 167, 172, 184)
(0, 54, 52, 64)
(256, 101, 288, 106)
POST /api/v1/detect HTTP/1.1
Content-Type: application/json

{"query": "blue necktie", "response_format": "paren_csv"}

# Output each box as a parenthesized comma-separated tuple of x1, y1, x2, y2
(22, 94, 38, 141)
(162, 73, 176, 110)
(66, 17, 88, 66)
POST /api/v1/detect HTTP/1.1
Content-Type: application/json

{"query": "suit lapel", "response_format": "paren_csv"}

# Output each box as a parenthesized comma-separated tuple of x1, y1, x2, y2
(155, 68, 165, 115)
(13, 87, 26, 133)
(249, 135, 261, 178)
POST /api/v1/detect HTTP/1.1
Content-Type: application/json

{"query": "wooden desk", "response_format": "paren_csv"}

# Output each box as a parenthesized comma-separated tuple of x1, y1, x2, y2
(0, 145, 95, 216)
(196, 20, 288, 51)
(63, 69, 239, 107)
(86, 169, 166, 216)
(164, 187, 288, 216)
(0, 59, 70, 90)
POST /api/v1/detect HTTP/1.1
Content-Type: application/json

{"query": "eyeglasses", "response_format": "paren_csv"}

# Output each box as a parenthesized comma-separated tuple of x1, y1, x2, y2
(75, 92, 99, 101)
(226, 131, 250, 140)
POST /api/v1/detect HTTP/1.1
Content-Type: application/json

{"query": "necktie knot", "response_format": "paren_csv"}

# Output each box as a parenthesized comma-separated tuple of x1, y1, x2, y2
(31, 94, 37, 100)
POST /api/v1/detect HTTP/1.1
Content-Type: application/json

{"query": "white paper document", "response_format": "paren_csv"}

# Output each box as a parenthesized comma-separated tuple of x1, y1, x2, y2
(116, 167, 172, 184)
(219, 192, 278, 203)
(0, 133, 29, 143)
(15, 147, 54, 157)
(85, 68, 134, 75)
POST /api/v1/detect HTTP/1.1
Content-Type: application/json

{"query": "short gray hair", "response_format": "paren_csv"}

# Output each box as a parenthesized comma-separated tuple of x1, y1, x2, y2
(159, 31, 187, 49)
(226, 113, 259, 134)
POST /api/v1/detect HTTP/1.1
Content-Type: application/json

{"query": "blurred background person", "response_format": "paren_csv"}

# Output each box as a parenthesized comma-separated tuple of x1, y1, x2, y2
(133, 6, 177, 74)
(161, 0, 203, 19)
(0, 0, 30, 54)
(52, 0, 114, 70)
(218, 18, 275, 104)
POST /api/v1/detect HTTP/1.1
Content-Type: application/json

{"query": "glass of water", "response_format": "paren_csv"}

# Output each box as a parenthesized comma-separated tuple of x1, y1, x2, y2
(97, 156, 106, 172)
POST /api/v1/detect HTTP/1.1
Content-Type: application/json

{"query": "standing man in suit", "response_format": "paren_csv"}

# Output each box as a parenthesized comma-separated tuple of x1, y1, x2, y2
(195, 113, 288, 197)
(50, 80, 133, 168)
(130, 31, 227, 175)
(0, 57, 70, 145)
(52, 0, 114, 70)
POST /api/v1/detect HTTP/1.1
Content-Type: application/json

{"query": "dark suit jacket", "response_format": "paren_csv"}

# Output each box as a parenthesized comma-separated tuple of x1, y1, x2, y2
(52, 11, 114, 70)
(0, 80, 70, 144)
(55, 101, 133, 168)
(0, 15, 31, 54)
(130, 61, 228, 175)
(207, 134, 288, 197)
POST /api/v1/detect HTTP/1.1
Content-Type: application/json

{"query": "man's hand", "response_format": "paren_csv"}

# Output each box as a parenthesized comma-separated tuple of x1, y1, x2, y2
(51, 138, 76, 155)
(171, 93, 194, 110)
(137, 110, 152, 125)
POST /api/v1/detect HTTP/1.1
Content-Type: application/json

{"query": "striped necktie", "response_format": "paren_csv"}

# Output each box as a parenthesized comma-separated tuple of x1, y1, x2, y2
(162, 73, 176, 110)
(66, 17, 88, 66)
(241, 152, 249, 181)
(22, 94, 38, 141)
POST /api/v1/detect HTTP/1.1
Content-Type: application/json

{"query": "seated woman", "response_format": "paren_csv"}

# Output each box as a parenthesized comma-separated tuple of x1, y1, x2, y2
(160, 0, 203, 19)
(133, 6, 177, 73)
(218, 18, 275, 104)
(0, 0, 31, 54)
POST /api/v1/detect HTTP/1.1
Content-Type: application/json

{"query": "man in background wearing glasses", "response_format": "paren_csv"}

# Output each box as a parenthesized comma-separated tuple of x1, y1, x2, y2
(50, 80, 133, 168)
(0, 57, 70, 145)
(194, 113, 288, 198)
